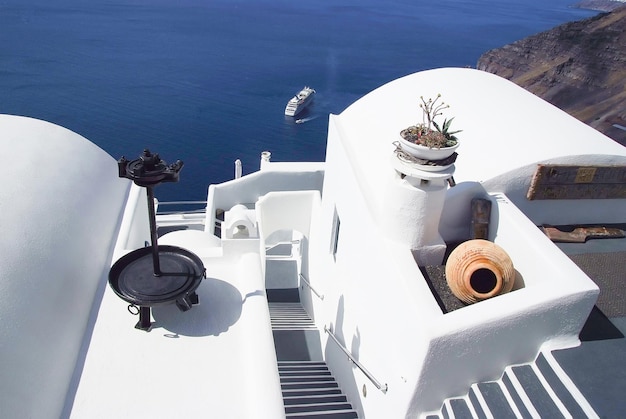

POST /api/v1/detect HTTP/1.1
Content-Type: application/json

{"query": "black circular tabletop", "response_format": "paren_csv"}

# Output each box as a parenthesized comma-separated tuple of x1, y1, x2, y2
(109, 245, 205, 307)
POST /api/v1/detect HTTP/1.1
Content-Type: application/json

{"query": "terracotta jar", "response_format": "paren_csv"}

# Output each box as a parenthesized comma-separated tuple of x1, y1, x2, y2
(445, 239, 515, 304)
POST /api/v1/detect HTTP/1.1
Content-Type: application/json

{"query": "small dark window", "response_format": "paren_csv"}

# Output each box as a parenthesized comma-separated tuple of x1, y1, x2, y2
(330, 207, 341, 259)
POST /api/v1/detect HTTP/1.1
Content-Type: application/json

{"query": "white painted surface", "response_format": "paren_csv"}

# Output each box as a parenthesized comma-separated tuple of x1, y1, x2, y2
(307, 69, 613, 417)
(71, 230, 284, 418)
(223, 204, 258, 239)
(382, 171, 448, 264)
(112, 183, 150, 260)
(72, 255, 284, 418)
(0, 116, 284, 418)
(256, 190, 320, 244)
(407, 194, 599, 414)
(337, 68, 626, 227)
(2, 68, 623, 419)
(204, 164, 324, 237)
(0, 115, 129, 418)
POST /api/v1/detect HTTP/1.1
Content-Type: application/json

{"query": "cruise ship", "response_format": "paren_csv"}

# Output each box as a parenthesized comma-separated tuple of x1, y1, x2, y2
(285, 86, 316, 116)
(1, 68, 625, 418)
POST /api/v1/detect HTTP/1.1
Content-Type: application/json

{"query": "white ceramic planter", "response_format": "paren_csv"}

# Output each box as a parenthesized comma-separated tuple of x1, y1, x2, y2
(398, 134, 459, 161)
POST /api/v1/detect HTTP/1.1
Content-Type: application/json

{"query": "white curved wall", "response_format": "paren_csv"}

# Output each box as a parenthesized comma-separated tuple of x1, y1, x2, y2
(0, 115, 129, 418)
(312, 68, 616, 417)
(481, 156, 626, 225)
(333, 68, 626, 227)
(204, 166, 324, 237)
(256, 190, 320, 243)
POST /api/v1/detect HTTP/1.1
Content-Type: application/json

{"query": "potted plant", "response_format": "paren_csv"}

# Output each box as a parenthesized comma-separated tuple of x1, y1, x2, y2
(398, 94, 461, 161)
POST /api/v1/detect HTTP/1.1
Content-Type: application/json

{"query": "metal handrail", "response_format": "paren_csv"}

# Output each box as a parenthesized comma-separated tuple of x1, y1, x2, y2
(324, 325, 388, 394)
(157, 200, 208, 206)
(156, 200, 208, 215)
(299, 274, 324, 301)
(157, 209, 206, 216)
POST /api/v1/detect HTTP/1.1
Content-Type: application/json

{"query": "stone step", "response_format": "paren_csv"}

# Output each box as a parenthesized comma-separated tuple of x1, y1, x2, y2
(442, 398, 474, 419)
(280, 369, 332, 377)
(270, 302, 316, 330)
(273, 304, 358, 418)
(285, 410, 359, 418)
(433, 350, 597, 418)
(534, 352, 589, 418)
(281, 375, 337, 384)
(285, 402, 355, 415)
(281, 381, 340, 390)
(282, 387, 344, 398)
(283, 394, 348, 406)
(279, 361, 328, 368)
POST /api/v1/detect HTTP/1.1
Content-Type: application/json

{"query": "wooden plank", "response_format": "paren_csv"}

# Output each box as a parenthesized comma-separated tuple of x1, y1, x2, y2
(527, 164, 626, 200)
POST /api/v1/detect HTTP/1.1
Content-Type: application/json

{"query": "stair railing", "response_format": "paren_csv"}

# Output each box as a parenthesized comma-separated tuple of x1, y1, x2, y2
(299, 273, 324, 300)
(155, 200, 207, 215)
(324, 325, 388, 394)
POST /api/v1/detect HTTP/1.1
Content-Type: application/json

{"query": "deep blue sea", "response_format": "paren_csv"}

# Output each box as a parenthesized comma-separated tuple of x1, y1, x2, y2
(1, 0, 596, 201)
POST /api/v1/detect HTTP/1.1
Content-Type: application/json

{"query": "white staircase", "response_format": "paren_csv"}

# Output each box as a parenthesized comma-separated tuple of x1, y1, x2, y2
(269, 302, 359, 418)
(424, 351, 598, 419)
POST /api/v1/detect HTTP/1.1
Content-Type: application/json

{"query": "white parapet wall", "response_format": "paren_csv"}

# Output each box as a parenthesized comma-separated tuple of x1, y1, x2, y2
(306, 68, 615, 417)
(204, 165, 324, 238)
(112, 183, 151, 260)
(256, 190, 321, 244)
(406, 192, 599, 414)
(256, 190, 321, 301)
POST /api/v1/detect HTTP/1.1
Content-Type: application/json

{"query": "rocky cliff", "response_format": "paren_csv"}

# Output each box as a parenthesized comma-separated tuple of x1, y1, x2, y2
(574, 0, 626, 12)
(477, 5, 626, 144)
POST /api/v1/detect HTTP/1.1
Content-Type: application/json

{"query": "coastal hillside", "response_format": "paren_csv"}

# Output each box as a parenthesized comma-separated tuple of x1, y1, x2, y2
(574, 0, 626, 12)
(477, 5, 626, 144)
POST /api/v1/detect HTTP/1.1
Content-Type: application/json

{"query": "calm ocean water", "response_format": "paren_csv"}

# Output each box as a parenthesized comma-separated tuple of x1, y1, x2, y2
(1, 0, 596, 201)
